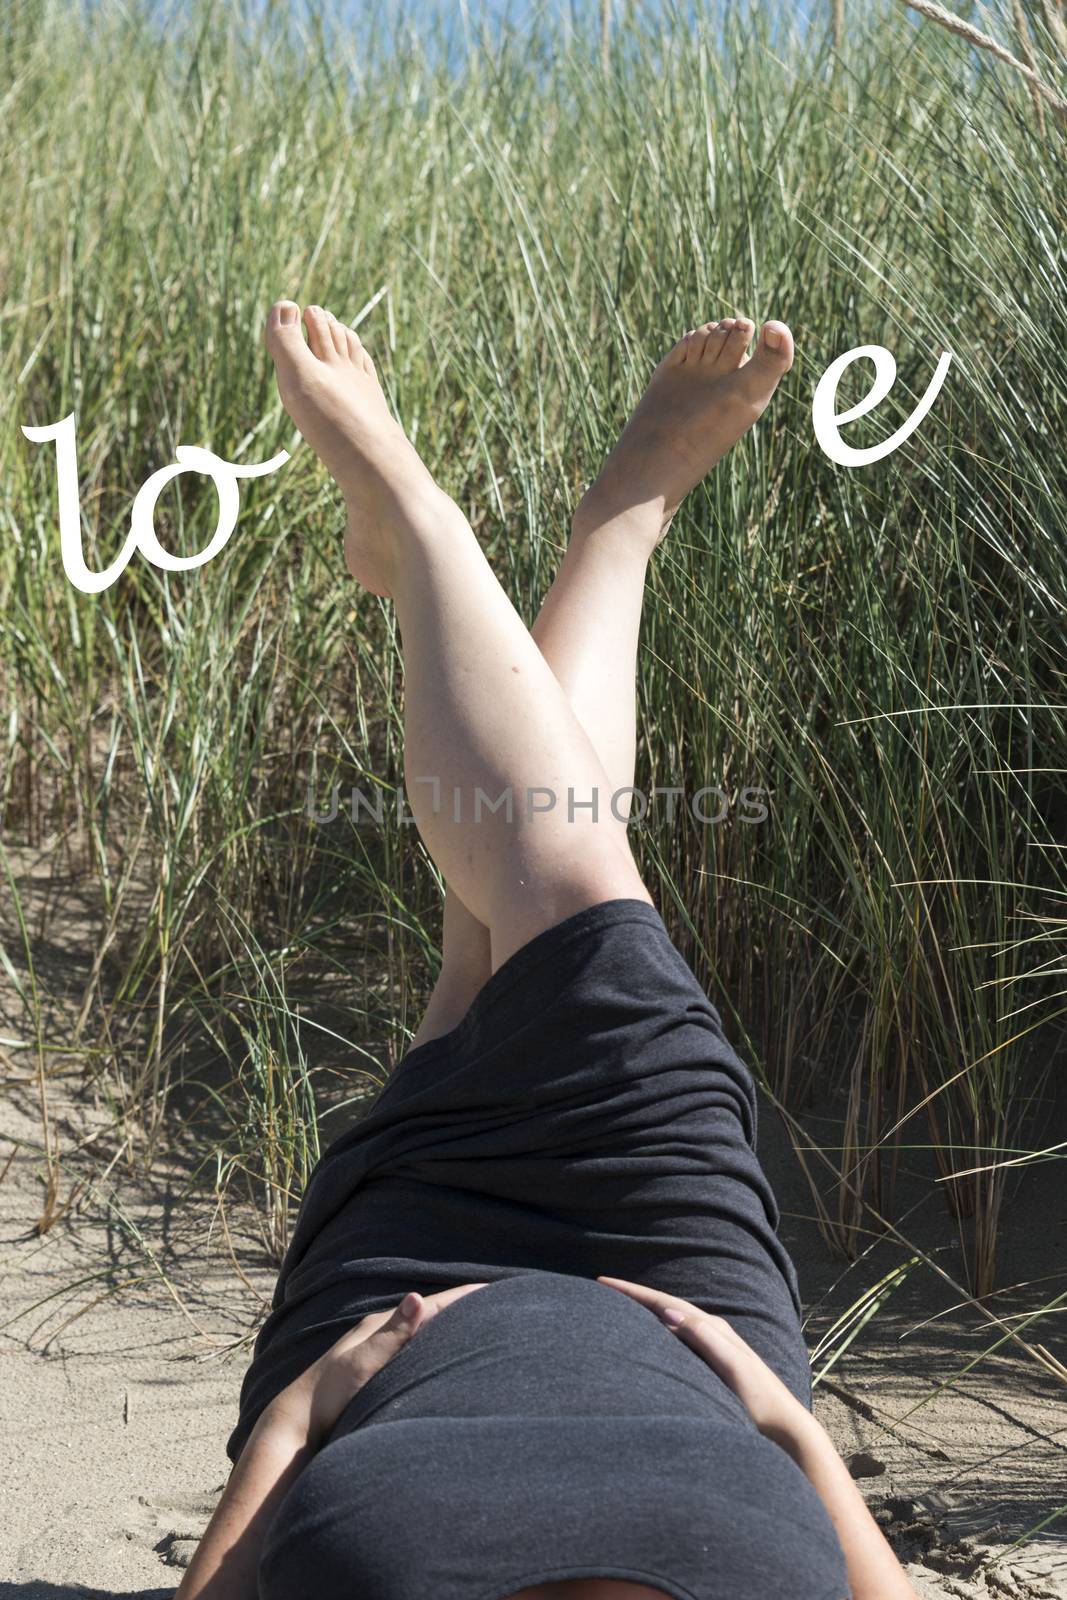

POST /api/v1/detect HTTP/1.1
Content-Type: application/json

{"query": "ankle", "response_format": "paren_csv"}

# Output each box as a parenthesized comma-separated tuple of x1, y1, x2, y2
(571, 483, 670, 547)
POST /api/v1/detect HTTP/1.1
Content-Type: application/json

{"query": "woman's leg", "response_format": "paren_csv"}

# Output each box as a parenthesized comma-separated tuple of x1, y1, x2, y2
(409, 315, 796, 1044)
(267, 300, 652, 974)
(531, 315, 794, 795)
(408, 887, 493, 1048)
(265, 306, 792, 1024)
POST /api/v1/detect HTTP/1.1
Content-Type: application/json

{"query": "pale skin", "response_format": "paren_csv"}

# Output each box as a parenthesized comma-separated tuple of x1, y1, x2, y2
(175, 300, 918, 1600)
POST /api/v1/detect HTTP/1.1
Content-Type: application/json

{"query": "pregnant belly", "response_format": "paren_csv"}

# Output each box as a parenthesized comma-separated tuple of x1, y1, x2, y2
(327, 1270, 753, 1444)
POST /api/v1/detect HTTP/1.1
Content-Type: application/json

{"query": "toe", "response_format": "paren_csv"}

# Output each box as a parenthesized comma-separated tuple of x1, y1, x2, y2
(266, 299, 301, 336)
(692, 321, 719, 359)
(325, 310, 348, 359)
(737, 320, 795, 407)
(303, 305, 334, 361)
(342, 322, 378, 379)
(720, 317, 754, 367)
(751, 320, 795, 372)
(703, 321, 731, 363)
(265, 300, 311, 364)
(662, 331, 695, 368)
(343, 324, 367, 366)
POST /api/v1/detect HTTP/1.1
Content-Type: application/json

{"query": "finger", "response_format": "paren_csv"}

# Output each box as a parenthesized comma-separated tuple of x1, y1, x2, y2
(598, 1277, 747, 1354)
(596, 1275, 670, 1304)
(666, 1318, 742, 1387)
(668, 1316, 756, 1393)
(385, 1291, 424, 1332)
(661, 1305, 745, 1349)
(596, 1275, 698, 1320)
(686, 1311, 747, 1349)
(320, 1295, 422, 1381)
(421, 1281, 489, 1315)
(355, 1294, 425, 1358)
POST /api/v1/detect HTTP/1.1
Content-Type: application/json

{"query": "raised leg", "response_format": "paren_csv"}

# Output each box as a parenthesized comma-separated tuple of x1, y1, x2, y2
(267, 301, 652, 978)
(411, 315, 795, 1045)
(531, 313, 794, 806)
(265, 304, 793, 1040)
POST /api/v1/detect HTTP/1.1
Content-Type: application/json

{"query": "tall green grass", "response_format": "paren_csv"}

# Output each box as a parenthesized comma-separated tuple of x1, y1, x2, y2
(1, 0, 1064, 1312)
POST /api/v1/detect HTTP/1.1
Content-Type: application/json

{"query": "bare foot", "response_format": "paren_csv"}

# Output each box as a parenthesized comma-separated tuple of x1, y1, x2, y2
(264, 301, 448, 595)
(574, 318, 794, 545)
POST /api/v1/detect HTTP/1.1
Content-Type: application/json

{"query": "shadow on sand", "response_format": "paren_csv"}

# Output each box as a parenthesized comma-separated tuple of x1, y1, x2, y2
(0, 1587, 174, 1599)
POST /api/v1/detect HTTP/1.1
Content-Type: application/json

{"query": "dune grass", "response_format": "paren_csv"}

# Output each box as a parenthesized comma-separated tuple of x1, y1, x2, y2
(1, 0, 1065, 1370)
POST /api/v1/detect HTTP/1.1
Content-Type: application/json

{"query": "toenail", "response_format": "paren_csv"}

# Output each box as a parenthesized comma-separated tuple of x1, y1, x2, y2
(308, 304, 322, 315)
(764, 326, 783, 350)
(279, 304, 297, 325)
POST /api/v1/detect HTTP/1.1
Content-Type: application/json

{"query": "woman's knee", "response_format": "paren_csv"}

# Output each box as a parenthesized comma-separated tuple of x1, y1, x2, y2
(487, 844, 653, 971)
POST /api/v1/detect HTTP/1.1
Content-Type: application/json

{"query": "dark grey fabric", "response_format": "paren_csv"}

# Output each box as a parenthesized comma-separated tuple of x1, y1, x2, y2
(258, 1273, 850, 1600)
(230, 897, 849, 1598)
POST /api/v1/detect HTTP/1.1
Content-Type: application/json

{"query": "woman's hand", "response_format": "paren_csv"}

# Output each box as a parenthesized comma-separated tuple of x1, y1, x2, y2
(597, 1275, 815, 1452)
(174, 1283, 488, 1600)
(599, 1275, 919, 1600)
(265, 1281, 488, 1448)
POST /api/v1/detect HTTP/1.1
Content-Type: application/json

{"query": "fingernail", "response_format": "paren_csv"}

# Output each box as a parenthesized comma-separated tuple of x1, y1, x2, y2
(660, 1307, 686, 1328)
(763, 325, 782, 351)
(279, 304, 297, 326)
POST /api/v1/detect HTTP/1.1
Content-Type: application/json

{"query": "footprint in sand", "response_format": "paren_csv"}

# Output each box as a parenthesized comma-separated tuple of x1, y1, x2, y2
(120, 1486, 222, 1571)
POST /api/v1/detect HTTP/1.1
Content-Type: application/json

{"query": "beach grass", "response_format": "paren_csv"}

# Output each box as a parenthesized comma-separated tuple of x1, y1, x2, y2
(1, 0, 1064, 1355)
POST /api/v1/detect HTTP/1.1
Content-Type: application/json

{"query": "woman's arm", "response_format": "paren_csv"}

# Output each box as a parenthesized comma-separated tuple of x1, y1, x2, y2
(766, 1407, 918, 1600)
(173, 1403, 314, 1600)
(175, 1282, 487, 1600)
(598, 1276, 919, 1600)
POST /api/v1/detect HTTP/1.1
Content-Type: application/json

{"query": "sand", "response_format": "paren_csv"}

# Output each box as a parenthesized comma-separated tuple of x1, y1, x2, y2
(2, 984, 1065, 1597)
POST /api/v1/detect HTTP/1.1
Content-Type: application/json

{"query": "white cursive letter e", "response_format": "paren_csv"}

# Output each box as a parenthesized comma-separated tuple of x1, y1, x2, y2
(812, 345, 953, 468)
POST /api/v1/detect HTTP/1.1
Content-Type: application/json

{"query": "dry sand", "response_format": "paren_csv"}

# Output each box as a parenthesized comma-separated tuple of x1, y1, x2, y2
(2, 983, 1065, 1597)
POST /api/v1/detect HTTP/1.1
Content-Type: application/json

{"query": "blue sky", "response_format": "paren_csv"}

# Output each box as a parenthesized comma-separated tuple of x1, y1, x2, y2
(132, 0, 823, 70)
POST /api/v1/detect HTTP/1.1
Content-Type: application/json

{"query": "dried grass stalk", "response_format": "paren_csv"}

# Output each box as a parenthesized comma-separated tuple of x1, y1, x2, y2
(1041, 0, 1067, 60)
(897, 0, 1067, 121)
(1012, 0, 1048, 133)
(600, 0, 612, 73)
